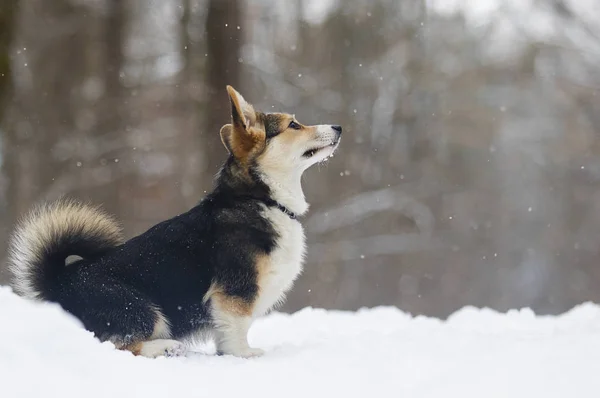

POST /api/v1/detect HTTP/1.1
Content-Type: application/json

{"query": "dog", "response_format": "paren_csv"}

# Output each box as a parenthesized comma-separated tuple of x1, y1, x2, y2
(7, 85, 341, 358)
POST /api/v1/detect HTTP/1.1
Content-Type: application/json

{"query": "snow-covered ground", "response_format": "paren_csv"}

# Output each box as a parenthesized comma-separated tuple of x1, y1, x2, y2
(1, 285, 600, 398)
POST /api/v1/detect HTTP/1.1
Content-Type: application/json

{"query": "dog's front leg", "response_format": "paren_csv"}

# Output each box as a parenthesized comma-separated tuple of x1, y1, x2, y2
(213, 314, 264, 358)
(209, 292, 264, 358)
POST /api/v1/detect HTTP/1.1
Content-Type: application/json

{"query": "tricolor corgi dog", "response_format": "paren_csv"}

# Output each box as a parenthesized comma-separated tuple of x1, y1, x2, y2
(8, 86, 342, 358)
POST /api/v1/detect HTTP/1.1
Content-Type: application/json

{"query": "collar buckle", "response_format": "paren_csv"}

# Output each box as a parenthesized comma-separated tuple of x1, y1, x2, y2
(275, 203, 297, 220)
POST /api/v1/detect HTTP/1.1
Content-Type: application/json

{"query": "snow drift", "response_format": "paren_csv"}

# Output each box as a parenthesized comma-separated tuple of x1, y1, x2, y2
(1, 285, 600, 398)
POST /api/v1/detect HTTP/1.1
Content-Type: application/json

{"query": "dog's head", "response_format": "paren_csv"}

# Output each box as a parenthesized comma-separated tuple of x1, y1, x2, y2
(220, 86, 342, 178)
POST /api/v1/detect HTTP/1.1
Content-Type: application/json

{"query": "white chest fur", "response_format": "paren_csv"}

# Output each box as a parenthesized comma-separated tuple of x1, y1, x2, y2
(253, 206, 306, 317)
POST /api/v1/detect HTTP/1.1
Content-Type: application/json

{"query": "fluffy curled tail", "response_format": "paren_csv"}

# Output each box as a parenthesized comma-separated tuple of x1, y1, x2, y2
(8, 199, 123, 300)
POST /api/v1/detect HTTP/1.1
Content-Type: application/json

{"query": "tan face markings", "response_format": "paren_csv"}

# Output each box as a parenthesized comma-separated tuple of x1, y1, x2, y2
(260, 113, 318, 150)
(218, 86, 337, 179)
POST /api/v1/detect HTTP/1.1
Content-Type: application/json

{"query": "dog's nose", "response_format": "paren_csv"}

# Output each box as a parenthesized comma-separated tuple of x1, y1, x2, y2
(331, 125, 342, 134)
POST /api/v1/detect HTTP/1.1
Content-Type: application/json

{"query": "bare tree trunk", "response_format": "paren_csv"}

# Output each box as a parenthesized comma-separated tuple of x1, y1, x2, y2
(0, 0, 18, 283)
(105, 0, 125, 101)
(0, 0, 17, 122)
(203, 0, 242, 180)
(91, 0, 127, 218)
(176, 0, 206, 208)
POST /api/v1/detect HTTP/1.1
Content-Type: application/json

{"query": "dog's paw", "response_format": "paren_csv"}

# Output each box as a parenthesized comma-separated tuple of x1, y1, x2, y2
(164, 341, 187, 357)
(217, 346, 265, 358)
(138, 339, 187, 358)
(237, 347, 265, 358)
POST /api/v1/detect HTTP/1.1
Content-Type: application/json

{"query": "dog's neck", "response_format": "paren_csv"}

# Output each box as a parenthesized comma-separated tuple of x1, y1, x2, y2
(258, 169, 309, 217)
(215, 158, 309, 217)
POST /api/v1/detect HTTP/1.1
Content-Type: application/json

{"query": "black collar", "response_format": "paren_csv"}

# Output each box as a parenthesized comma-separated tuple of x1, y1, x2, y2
(233, 193, 299, 220)
(262, 198, 298, 220)
(239, 168, 299, 220)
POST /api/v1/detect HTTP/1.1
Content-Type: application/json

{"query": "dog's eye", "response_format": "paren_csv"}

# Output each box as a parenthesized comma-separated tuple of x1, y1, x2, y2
(288, 121, 301, 130)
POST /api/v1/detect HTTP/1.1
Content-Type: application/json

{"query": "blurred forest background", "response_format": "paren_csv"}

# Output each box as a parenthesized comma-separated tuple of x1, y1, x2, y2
(1, 0, 600, 317)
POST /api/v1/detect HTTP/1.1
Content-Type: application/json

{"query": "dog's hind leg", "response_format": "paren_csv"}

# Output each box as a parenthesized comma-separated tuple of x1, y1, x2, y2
(116, 306, 187, 358)
(58, 276, 186, 358)
(104, 306, 187, 358)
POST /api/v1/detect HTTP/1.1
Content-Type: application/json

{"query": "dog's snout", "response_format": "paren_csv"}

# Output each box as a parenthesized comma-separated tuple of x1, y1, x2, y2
(331, 125, 342, 134)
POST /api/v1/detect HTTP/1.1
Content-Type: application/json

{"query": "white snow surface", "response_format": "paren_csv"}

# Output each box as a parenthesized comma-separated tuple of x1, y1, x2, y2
(2, 285, 600, 398)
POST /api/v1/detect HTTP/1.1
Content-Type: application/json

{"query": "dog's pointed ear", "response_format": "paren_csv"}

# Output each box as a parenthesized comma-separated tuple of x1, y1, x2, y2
(221, 85, 264, 160)
(226, 85, 256, 130)
(220, 124, 234, 154)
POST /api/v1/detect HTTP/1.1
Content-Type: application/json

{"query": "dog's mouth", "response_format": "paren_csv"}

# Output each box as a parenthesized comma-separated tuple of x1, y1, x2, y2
(302, 140, 340, 158)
